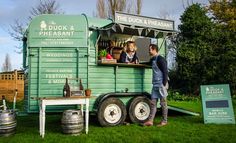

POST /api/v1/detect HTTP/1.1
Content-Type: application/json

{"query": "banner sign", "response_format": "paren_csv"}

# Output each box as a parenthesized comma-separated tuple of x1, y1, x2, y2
(200, 84, 235, 124)
(115, 12, 174, 31)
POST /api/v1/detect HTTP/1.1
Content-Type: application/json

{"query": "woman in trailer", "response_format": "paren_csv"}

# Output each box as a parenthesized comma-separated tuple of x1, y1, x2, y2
(119, 41, 139, 64)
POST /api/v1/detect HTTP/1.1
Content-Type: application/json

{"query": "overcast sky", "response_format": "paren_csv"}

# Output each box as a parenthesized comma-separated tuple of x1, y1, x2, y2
(0, 0, 209, 71)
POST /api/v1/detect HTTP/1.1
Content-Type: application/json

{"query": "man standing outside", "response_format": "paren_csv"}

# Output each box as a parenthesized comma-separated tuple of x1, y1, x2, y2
(143, 44, 168, 127)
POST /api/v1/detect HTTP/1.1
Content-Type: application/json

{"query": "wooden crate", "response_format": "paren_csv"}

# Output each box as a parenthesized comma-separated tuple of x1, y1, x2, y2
(101, 59, 117, 64)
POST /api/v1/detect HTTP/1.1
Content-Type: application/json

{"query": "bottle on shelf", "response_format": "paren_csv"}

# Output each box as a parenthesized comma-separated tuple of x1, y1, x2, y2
(104, 40, 108, 47)
(120, 40, 123, 48)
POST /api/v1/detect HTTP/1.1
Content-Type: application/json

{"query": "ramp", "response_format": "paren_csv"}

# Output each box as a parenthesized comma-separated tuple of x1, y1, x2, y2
(168, 105, 200, 116)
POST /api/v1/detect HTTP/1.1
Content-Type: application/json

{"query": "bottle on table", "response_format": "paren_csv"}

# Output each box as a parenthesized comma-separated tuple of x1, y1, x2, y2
(79, 79, 84, 90)
(63, 78, 71, 97)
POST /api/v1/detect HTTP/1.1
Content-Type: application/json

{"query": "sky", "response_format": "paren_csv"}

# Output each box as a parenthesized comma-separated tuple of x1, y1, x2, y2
(0, 0, 209, 71)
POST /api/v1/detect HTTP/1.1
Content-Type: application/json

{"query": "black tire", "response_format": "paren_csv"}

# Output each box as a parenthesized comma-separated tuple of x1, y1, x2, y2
(128, 96, 151, 124)
(97, 97, 127, 127)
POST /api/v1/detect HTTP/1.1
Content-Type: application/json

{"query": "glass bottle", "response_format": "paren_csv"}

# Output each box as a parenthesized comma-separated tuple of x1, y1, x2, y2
(79, 79, 84, 90)
(63, 78, 70, 97)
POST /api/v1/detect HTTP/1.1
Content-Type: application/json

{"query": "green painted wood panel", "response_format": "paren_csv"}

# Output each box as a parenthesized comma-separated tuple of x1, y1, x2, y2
(88, 65, 114, 95)
(87, 65, 152, 94)
(27, 47, 88, 112)
(28, 15, 88, 47)
(27, 46, 153, 113)
(25, 14, 162, 113)
(143, 68, 152, 93)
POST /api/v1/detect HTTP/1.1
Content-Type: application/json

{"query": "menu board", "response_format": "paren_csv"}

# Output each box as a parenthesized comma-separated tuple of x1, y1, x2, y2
(200, 84, 235, 124)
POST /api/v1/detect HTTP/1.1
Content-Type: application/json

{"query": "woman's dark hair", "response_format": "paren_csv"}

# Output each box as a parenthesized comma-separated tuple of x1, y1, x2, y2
(149, 44, 158, 51)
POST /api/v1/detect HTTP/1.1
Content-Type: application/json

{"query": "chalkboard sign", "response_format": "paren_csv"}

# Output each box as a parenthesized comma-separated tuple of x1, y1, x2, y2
(200, 84, 235, 124)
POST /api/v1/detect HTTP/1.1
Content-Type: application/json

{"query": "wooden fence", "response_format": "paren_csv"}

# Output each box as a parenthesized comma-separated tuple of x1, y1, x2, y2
(0, 70, 24, 102)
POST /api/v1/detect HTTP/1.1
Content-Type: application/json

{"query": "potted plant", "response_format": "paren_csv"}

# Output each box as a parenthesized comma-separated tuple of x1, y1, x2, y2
(98, 49, 107, 60)
(85, 88, 91, 97)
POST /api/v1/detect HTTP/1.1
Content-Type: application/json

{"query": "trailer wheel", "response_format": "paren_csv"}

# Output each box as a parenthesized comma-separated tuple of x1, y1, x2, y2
(97, 97, 127, 127)
(128, 96, 151, 124)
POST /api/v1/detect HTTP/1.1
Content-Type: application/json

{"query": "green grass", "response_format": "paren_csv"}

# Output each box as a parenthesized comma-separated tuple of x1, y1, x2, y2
(1, 100, 236, 143)
(168, 100, 202, 113)
(169, 98, 236, 114)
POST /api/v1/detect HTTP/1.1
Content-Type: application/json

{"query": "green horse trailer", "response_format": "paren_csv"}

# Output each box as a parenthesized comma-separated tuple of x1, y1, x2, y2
(23, 12, 177, 126)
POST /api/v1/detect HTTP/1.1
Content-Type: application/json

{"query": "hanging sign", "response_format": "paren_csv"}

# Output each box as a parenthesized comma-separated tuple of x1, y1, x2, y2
(115, 12, 174, 31)
(200, 84, 235, 124)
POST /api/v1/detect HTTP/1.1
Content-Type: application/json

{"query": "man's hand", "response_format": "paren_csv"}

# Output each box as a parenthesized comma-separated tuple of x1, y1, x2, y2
(164, 82, 169, 90)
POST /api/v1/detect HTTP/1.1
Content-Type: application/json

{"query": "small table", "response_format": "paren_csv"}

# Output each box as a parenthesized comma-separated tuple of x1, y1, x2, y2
(39, 96, 90, 138)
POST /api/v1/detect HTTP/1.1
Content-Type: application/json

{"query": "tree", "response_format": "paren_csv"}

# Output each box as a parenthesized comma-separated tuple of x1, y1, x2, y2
(96, 0, 107, 18)
(174, 2, 236, 95)
(208, 0, 236, 94)
(28, 0, 63, 21)
(108, 0, 127, 19)
(96, 0, 143, 19)
(209, 0, 236, 32)
(2, 53, 12, 72)
(8, 0, 64, 51)
(174, 3, 216, 94)
(135, 0, 142, 15)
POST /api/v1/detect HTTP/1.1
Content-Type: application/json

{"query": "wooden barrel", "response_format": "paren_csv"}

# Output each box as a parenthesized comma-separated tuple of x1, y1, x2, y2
(0, 109, 17, 137)
(61, 110, 84, 135)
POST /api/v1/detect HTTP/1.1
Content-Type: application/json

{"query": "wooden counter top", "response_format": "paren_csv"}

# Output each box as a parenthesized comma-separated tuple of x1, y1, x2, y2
(98, 62, 151, 68)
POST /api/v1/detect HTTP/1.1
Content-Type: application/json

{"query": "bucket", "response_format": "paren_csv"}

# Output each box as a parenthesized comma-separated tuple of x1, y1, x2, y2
(85, 89, 91, 97)
(0, 109, 17, 137)
(61, 110, 84, 135)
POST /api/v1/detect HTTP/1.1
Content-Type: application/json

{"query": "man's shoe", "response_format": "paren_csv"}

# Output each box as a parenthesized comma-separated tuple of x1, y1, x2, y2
(143, 120, 153, 126)
(157, 122, 167, 127)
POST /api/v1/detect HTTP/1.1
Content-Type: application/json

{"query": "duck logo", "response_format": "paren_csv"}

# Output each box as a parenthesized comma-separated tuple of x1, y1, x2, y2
(40, 21, 47, 30)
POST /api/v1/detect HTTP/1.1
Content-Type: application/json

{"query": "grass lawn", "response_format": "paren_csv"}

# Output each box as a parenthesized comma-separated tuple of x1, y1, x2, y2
(168, 100, 202, 113)
(1, 99, 236, 143)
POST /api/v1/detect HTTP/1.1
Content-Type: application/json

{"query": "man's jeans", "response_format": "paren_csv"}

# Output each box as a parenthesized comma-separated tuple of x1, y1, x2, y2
(149, 97, 168, 123)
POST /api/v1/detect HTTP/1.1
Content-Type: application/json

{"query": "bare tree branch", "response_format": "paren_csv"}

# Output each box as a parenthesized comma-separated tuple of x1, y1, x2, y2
(28, 0, 63, 21)
(108, 0, 127, 19)
(136, 0, 142, 15)
(182, 0, 186, 9)
(8, 0, 64, 53)
(96, 0, 107, 18)
(96, 0, 142, 19)
(8, 19, 25, 41)
(158, 9, 173, 20)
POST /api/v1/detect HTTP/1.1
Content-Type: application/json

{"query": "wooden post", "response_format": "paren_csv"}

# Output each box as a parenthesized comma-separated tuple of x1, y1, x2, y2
(14, 70, 17, 92)
(13, 70, 17, 109)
